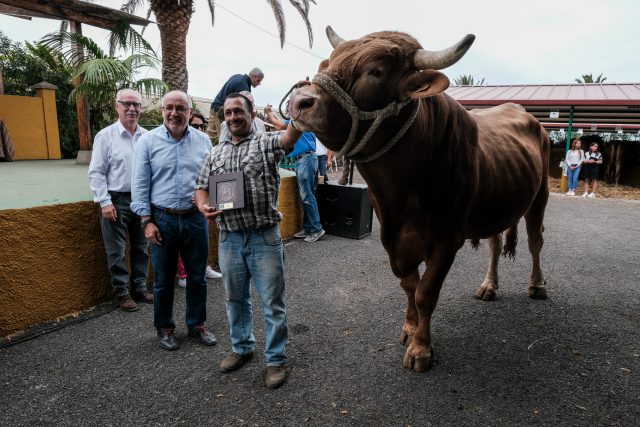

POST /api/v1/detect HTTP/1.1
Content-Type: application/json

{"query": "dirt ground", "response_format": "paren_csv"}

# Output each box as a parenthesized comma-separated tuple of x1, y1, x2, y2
(548, 177, 640, 200)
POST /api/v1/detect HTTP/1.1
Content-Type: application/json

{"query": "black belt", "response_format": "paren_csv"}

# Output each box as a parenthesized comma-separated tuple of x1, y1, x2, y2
(153, 205, 197, 216)
(109, 191, 131, 196)
(287, 151, 313, 163)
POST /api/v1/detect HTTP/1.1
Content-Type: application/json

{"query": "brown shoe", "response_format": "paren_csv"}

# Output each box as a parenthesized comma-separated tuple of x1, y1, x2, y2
(117, 295, 138, 312)
(131, 290, 153, 304)
(265, 366, 287, 389)
(219, 352, 253, 373)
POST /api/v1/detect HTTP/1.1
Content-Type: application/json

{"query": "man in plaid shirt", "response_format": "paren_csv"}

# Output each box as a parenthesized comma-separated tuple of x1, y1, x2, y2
(195, 90, 305, 389)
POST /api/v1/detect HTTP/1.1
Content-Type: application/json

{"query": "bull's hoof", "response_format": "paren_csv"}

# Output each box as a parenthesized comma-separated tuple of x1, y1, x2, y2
(399, 331, 411, 346)
(402, 347, 433, 373)
(474, 285, 496, 301)
(528, 280, 548, 300)
(528, 287, 548, 300)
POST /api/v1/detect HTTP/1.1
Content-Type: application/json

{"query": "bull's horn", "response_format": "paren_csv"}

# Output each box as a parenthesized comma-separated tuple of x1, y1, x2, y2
(414, 34, 476, 70)
(326, 26, 346, 48)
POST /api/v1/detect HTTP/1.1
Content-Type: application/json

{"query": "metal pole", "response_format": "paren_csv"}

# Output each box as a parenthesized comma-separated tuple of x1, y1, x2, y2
(561, 106, 574, 193)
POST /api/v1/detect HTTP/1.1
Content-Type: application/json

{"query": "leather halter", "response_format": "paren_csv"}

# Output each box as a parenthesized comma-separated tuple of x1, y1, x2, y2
(297, 73, 419, 163)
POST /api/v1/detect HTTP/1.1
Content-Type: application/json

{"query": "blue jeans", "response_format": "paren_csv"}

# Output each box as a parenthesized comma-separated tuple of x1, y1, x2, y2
(295, 153, 322, 233)
(317, 154, 328, 184)
(99, 192, 149, 297)
(567, 166, 581, 191)
(150, 207, 209, 331)
(218, 225, 288, 366)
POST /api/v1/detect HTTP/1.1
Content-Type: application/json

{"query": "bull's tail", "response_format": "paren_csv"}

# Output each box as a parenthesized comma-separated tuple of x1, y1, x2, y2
(502, 224, 518, 259)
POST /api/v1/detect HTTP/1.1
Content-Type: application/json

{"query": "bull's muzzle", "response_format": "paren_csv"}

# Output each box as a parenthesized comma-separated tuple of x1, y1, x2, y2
(289, 91, 317, 120)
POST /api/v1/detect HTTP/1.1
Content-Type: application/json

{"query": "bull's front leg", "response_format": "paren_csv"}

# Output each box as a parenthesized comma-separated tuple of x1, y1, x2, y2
(403, 245, 457, 373)
(399, 269, 420, 345)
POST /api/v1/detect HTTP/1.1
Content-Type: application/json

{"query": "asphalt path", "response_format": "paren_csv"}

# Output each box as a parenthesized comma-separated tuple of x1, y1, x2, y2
(1, 192, 639, 426)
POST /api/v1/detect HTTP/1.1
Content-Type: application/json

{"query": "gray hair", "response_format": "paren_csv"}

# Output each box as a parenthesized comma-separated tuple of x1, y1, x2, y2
(115, 88, 142, 103)
(249, 67, 264, 78)
(161, 90, 190, 106)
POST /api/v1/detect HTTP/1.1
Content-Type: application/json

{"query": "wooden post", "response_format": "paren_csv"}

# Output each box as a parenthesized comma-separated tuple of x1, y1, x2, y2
(70, 21, 93, 165)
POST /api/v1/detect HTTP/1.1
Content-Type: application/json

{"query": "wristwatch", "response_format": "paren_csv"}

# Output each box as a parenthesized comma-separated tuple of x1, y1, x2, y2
(140, 218, 153, 229)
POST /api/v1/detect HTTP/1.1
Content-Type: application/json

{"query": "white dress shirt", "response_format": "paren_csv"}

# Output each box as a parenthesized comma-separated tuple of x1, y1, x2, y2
(88, 121, 146, 207)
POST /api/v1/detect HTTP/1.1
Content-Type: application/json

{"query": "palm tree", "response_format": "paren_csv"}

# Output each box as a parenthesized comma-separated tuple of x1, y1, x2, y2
(120, 0, 316, 91)
(575, 73, 607, 83)
(454, 74, 485, 86)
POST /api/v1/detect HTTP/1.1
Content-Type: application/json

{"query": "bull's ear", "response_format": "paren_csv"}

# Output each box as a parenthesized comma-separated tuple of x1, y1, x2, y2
(318, 59, 330, 72)
(403, 70, 450, 98)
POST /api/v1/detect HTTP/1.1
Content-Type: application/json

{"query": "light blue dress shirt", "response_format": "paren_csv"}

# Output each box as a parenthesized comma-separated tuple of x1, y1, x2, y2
(131, 125, 211, 216)
(88, 121, 146, 207)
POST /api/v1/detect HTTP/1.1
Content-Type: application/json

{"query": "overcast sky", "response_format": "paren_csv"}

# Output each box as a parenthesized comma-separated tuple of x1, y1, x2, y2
(1, 0, 639, 108)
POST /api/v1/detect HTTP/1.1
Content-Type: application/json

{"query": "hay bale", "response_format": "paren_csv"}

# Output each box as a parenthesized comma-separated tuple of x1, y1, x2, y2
(278, 169, 303, 240)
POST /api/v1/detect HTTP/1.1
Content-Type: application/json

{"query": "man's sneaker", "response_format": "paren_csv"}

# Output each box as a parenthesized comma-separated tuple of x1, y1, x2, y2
(293, 230, 309, 239)
(177, 277, 186, 288)
(588, 192, 596, 198)
(117, 295, 138, 312)
(206, 265, 222, 279)
(220, 352, 253, 373)
(582, 192, 589, 197)
(304, 229, 325, 242)
(265, 366, 288, 389)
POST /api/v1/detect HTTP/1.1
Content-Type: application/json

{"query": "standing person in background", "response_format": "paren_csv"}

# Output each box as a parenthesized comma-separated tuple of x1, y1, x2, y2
(315, 139, 331, 185)
(565, 138, 584, 196)
(131, 90, 217, 351)
(582, 142, 603, 198)
(88, 89, 152, 312)
(265, 103, 325, 243)
(189, 111, 207, 132)
(207, 68, 264, 144)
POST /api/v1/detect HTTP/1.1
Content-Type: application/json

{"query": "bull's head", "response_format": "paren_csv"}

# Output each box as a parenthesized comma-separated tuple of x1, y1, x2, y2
(290, 27, 475, 158)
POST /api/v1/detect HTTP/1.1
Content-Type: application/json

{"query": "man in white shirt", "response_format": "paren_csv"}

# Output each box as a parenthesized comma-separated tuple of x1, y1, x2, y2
(88, 89, 152, 312)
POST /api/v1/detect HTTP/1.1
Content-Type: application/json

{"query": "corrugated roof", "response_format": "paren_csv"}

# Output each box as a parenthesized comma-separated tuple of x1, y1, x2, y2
(445, 83, 640, 134)
(446, 83, 640, 106)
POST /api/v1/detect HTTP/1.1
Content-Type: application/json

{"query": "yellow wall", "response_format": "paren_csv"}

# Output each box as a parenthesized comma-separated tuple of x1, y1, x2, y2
(0, 86, 61, 160)
(0, 176, 302, 338)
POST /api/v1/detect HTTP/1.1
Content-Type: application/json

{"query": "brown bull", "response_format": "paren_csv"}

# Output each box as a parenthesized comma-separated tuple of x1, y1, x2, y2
(289, 27, 550, 373)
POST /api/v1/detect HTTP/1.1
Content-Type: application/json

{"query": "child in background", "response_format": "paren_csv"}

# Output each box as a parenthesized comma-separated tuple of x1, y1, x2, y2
(582, 142, 603, 198)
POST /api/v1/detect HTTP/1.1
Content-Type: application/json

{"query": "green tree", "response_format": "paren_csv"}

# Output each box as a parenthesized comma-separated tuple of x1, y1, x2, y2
(119, 0, 317, 91)
(454, 74, 485, 86)
(575, 73, 607, 83)
(0, 31, 78, 157)
(38, 28, 168, 132)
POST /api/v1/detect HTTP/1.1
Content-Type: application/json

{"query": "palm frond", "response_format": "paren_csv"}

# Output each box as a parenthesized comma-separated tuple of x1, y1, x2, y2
(132, 77, 169, 98)
(40, 31, 107, 64)
(266, 0, 287, 48)
(109, 21, 156, 57)
(289, 0, 313, 48)
(207, 0, 216, 26)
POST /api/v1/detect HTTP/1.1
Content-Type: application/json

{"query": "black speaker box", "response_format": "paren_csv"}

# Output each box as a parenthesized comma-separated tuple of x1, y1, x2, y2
(315, 182, 373, 239)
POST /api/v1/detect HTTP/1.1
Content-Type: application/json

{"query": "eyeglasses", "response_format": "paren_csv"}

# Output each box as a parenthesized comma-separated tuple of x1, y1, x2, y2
(191, 123, 206, 130)
(117, 100, 142, 109)
(162, 105, 189, 113)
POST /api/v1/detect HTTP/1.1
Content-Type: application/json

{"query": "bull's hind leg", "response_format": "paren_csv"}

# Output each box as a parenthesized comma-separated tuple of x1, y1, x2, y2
(474, 234, 502, 301)
(399, 269, 420, 345)
(524, 185, 549, 299)
(403, 244, 457, 373)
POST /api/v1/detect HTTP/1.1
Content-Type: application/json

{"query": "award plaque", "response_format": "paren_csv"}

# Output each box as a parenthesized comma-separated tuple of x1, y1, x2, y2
(209, 171, 245, 210)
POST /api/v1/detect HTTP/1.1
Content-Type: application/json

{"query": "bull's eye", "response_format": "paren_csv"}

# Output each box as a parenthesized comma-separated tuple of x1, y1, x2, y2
(369, 68, 383, 78)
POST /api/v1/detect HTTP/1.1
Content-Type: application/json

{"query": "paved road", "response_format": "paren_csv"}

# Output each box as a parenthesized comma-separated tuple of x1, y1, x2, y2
(1, 192, 639, 425)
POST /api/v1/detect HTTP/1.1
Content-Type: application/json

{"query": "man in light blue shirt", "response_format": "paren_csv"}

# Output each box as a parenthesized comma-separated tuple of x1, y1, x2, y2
(88, 89, 152, 312)
(131, 90, 217, 351)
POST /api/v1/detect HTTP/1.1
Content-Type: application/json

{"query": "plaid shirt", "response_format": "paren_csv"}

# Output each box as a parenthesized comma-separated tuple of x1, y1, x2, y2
(195, 130, 286, 231)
